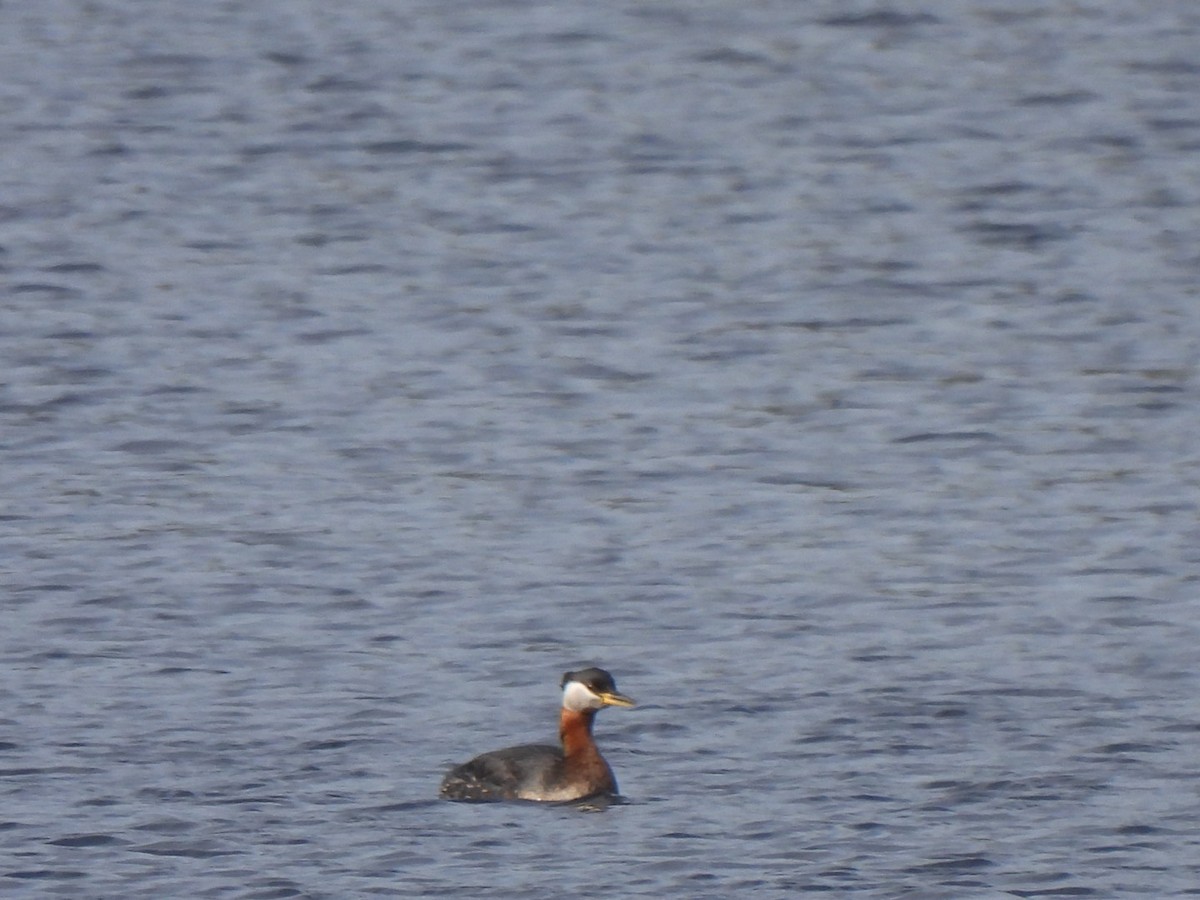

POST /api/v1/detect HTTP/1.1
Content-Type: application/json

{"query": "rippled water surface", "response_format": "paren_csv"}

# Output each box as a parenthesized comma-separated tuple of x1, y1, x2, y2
(3, 1, 1200, 896)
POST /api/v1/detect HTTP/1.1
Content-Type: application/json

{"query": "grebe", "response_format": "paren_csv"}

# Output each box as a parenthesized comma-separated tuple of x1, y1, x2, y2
(439, 667, 635, 803)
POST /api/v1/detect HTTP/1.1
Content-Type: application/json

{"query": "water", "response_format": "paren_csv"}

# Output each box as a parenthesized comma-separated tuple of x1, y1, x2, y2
(3, 0, 1199, 896)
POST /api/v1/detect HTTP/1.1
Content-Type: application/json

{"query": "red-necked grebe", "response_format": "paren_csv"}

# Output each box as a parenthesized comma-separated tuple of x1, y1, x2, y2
(439, 667, 635, 803)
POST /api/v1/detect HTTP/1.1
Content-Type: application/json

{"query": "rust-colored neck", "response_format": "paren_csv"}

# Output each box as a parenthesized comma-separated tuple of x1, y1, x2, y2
(559, 707, 599, 759)
(557, 706, 617, 796)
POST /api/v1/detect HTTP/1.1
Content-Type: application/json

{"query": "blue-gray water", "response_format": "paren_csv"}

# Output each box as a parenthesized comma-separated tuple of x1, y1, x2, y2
(3, 1, 1199, 896)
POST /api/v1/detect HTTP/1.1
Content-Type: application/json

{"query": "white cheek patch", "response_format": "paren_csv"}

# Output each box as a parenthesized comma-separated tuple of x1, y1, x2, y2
(562, 680, 602, 711)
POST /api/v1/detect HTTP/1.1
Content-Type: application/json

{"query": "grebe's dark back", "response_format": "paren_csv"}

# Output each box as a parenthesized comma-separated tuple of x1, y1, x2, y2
(439, 667, 635, 803)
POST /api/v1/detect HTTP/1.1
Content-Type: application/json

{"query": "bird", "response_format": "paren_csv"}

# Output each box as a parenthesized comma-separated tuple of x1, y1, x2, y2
(439, 667, 635, 802)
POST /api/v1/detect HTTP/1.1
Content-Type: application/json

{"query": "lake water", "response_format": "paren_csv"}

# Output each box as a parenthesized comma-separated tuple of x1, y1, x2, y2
(3, 1, 1199, 896)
